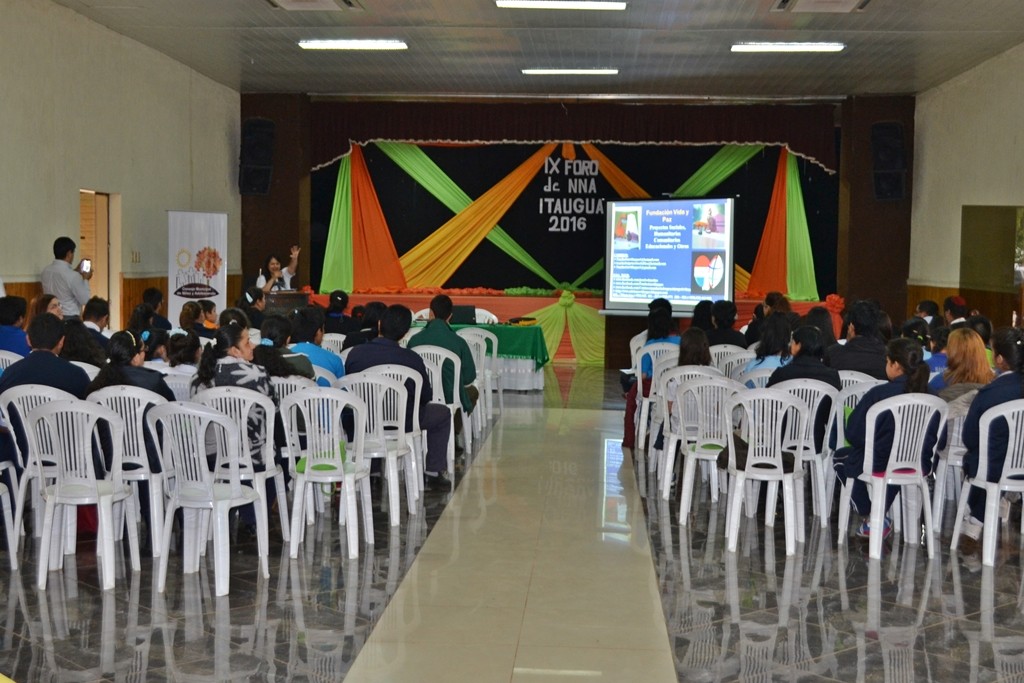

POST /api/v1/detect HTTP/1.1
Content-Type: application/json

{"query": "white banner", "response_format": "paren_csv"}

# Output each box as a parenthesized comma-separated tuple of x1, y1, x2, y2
(167, 211, 227, 327)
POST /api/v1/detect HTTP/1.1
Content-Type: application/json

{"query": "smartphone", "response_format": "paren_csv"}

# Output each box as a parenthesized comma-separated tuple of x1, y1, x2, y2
(80, 259, 92, 273)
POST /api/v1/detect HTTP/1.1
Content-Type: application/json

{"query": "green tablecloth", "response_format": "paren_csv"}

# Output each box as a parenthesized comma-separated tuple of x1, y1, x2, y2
(441, 323, 550, 370)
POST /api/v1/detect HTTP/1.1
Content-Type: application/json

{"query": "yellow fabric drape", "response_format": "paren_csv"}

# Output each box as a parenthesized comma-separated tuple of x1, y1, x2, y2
(399, 143, 557, 288)
(526, 291, 605, 366)
(581, 144, 651, 199)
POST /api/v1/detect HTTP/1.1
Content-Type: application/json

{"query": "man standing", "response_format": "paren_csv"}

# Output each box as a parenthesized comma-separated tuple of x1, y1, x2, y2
(40, 236, 91, 320)
(346, 305, 453, 489)
(407, 295, 478, 433)
(82, 297, 112, 351)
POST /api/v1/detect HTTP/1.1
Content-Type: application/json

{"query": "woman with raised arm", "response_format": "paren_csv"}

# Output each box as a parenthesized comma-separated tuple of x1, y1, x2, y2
(256, 245, 300, 292)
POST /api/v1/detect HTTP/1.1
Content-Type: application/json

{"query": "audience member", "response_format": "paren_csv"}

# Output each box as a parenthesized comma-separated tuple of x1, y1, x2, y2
(288, 306, 345, 383)
(407, 294, 479, 429)
(180, 301, 213, 339)
(801, 306, 838, 348)
(345, 304, 453, 489)
(740, 312, 792, 378)
(706, 300, 747, 348)
(965, 314, 994, 367)
(82, 296, 111, 351)
(142, 329, 171, 372)
(59, 319, 107, 368)
(927, 326, 950, 373)
(0, 296, 30, 356)
(165, 329, 201, 375)
(960, 327, 1024, 543)
(26, 294, 63, 330)
(833, 337, 939, 539)
(253, 315, 314, 379)
(690, 300, 713, 332)
(767, 325, 842, 450)
(87, 331, 174, 401)
(655, 327, 714, 449)
(235, 286, 266, 331)
(744, 292, 790, 346)
(825, 300, 887, 379)
(142, 287, 172, 330)
(218, 307, 250, 329)
(40, 236, 91, 319)
(0, 313, 90, 398)
(622, 308, 679, 449)
(197, 300, 218, 332)
(928, 328, 993, 399)
(127, 303, 156, 334)
(900, 317, 931, 357)
(342, 301, 387, 349)
(915, 299, 940, 328)
(944, 295, 970, 328)
(324, 290, 361, 336)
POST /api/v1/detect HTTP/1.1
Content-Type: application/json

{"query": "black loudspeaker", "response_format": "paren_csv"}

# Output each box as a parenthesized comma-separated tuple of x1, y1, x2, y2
(239, 118, 275, 195)
(870, 122, 906, 200)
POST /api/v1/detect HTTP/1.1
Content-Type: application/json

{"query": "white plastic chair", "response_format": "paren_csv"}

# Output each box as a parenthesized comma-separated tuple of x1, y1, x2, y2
(474, 308, 498, 324)
(710, 344, 747, 373)
(724, 388, 808, 556)
(458, 327, 503, 417)
(837, 393, 946, 560)
(270, 375, 317, 404)
(0, 384, 77, 540)
(69, 361, 101, 380)
(822, 380, 886, 513)
(280, 387, 374, 559)
(455, 330, 487, 438)
(838, 370, 877, 389)
(0, 477, 12, 570)
(0, 350, 24, 371)
(413, 344, 472, 457)
(418, 357, 456, 482)
(162, 374, 195, 402)
(670, 376, 744, 521)
(951, 399, 1024, 566)
(147, 401, 269, 596)
(372, 363, 427, 498)
(87, 385, 168, 557)
(192, 386, 290, 543)
(338, 372, 419, 525)
(771, 379, 839, 528)
(312, 366, 338, 387)
(29, 399, 141, 590)
(412, 308, 431, 322)
(321, 333, 346, 355)
(634, 341, 679, 458)
(654, 364, 723, 491)
(932, 413, 967, 530)
(721, 351, 756, 381)
(737, 367, 775, 389)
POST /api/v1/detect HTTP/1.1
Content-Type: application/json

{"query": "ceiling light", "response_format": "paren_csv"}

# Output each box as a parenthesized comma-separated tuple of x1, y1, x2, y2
(298, 39, 407, 50)
(731, 42, 845, 53)
(497, 1, 627, 10)
(522, 68, 619, 75)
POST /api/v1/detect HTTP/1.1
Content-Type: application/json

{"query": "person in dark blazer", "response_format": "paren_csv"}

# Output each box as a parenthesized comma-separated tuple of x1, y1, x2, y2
(82, 296, 111, 352)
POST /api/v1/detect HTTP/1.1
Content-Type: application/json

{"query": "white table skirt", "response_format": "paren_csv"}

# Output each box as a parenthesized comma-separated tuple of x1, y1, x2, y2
(495, 358, 544, 391)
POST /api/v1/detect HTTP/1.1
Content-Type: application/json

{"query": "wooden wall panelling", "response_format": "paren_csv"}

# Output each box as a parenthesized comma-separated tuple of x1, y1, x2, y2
(905, 284, 1020, 327)
(4, 282, 43, 303)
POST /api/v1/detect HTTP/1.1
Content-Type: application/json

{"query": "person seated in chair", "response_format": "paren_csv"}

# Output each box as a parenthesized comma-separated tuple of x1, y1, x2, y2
(0, 296, 30, 357)
(346, 304, 454, 490)
(406, 294, 478, 435)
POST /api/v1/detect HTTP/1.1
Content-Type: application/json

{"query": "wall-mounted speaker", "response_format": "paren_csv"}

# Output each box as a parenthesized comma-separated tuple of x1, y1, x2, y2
(870, 122, 906, 200)
(239, 118, 275, 195)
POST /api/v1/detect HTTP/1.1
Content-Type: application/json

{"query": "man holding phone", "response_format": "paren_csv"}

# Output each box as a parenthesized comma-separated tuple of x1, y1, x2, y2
(41, 236, 92, 320)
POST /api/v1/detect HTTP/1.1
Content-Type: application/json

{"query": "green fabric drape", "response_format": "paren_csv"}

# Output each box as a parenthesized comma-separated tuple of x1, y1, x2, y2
(375, 141, 560, 288)
(784, 153, 820, 301)
(571, 258, 604, 290)
(321, 155, 354, 292)
(526, 291, 605, 366)
(671, 145, 764, 198)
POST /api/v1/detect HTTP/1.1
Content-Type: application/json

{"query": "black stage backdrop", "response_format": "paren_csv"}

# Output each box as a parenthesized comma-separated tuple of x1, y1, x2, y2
(310, 141, 838, 296)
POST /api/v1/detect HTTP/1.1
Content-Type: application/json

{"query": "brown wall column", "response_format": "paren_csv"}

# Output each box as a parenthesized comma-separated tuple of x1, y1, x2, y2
(837, 96, 915, 320)
(240, 94, 312, 291)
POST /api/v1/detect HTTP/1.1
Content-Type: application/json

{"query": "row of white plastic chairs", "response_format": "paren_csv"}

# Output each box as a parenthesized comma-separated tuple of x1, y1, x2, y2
(0, 367, 448, 596)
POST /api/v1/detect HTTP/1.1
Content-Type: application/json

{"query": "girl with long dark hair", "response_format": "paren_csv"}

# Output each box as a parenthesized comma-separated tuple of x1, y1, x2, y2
(252, 315, 314, 379)
(86, 331, 174, 400)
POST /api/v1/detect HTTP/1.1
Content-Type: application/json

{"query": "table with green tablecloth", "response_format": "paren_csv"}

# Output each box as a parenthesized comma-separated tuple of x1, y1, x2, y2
(412, 322, 549, 390)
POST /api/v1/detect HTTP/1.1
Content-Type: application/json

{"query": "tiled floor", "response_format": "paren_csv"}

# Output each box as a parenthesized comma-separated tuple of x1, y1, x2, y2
(1, 366, 1024, 681)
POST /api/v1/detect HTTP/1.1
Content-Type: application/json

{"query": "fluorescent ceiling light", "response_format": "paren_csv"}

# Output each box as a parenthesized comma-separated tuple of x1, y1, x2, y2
(731, 42, 845, 53)
(522, 68, 619, 75)
(497, 1, 627, 10)
(298, 39, 407, 50)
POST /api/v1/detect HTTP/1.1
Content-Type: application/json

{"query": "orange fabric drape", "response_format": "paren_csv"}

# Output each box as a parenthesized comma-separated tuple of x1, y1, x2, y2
(746, 148, 789, 297)
(399, 143, 557, 288)
(581, 144, 651, 199)
(350, 146, 407, 289)
(561, 142, 577, 160)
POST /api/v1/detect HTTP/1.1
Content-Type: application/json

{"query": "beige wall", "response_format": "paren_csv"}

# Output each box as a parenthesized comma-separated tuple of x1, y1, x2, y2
(0, 0, 239, 283)
(911, 41, 1024, 289)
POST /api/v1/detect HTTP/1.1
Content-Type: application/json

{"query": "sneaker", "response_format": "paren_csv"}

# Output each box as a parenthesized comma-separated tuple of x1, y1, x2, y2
(961, 516, 983, 541)
(856, 517, 892, 539)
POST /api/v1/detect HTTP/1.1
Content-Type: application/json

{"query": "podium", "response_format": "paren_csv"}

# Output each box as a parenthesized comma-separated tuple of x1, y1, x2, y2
(265, 291, 309, 316)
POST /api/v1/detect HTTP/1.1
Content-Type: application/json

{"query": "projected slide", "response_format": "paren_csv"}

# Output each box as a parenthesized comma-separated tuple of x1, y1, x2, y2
(605, 198, 734, 314)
